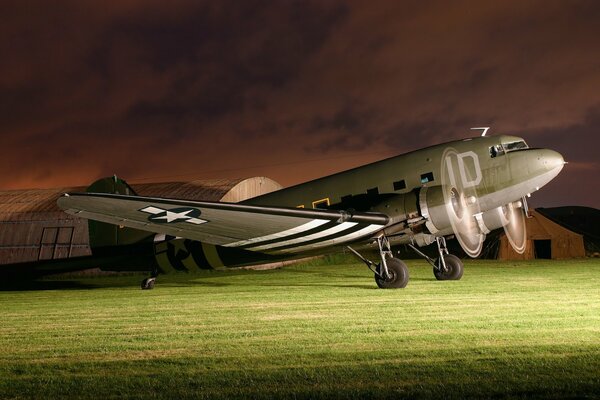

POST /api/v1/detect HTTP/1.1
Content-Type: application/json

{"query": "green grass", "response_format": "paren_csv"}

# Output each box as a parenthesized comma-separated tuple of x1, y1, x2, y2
(0, 258, 599, 399)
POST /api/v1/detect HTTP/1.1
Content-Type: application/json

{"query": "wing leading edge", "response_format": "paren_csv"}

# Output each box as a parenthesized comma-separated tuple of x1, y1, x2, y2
(57, 193, 389, 255)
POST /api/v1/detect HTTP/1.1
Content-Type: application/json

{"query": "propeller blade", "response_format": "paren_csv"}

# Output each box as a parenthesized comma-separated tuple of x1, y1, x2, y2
(504, 201, 527, 254)
(441, 148, 485, 258)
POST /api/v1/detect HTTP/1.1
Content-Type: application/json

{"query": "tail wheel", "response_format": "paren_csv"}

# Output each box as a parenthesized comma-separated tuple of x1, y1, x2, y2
(141, 277, 156, 290)
(375, 258, 409, 289)
(434, 254, 464, 281)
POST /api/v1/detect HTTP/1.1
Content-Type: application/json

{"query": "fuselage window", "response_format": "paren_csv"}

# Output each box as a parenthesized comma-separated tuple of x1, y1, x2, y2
(312, 198, 330, 209)
(393, 180, 406, 190)
(503, 140, 529, 152)
(489, 144, 505, 158)
(367, 187, 379, 196)
(420, 172, 434, 184)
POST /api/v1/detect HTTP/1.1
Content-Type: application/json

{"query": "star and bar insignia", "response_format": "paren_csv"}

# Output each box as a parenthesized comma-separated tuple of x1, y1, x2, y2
(140, 206, 207, 225)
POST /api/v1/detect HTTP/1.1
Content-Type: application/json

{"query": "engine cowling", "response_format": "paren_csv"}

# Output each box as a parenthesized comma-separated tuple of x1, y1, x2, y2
(369, 191, 420, 226)
(475, 206, 510, 234)
(418, 185, 459, 235)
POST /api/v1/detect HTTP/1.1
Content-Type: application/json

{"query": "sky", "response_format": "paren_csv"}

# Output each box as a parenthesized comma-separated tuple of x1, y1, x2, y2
(1, 0, 598, 208)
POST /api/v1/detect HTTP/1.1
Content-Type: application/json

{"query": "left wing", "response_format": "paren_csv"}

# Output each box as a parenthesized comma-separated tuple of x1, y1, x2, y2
(58, 193, 389, 254)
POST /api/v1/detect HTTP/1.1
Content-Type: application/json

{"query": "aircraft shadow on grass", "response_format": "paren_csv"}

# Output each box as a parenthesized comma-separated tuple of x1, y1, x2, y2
(0, 280, 102, 291)
(1, 264, 439, 291)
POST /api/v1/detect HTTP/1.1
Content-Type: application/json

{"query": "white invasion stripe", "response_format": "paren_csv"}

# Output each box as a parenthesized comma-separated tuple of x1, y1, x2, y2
(268, 224, 384, 255)
(248, 222, 358, 251)
(223, 219, 330, 247)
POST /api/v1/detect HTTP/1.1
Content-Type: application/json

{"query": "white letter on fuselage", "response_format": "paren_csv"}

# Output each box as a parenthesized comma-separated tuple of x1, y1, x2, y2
(457, 151, 482, 188)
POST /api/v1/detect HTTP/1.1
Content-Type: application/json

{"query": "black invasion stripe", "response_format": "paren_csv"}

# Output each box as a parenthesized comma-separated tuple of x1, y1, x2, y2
(164, 242, 189, 272)
(184, 240, 213, 270)
(256, 223, 371, 253)
(237, 220, 340, 250)
(63, 192, 390, 225)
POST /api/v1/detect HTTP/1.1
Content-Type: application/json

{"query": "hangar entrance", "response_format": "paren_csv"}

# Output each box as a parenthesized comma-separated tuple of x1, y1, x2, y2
(534, 239, 552, 259)
(39, 226, 75, 260)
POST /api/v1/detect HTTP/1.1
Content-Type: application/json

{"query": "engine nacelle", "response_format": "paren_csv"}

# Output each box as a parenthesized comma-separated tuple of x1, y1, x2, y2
(369, 191, 420, 225)
(370, 186, 461, 235)
(418, 185, 463, 235)
(369, 186, 459, 238)
(474, 206, 510, 234)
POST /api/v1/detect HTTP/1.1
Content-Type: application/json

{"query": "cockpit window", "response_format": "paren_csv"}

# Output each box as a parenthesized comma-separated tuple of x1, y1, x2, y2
(489, 144, 505, 158)
(503, 140, 529, 152)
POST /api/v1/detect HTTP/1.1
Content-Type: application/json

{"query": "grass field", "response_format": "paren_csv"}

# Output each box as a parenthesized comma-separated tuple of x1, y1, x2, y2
(0, 257, 598, 399)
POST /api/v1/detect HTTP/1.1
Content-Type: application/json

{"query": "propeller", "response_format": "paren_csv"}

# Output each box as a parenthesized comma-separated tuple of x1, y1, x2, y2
(503, 200, 527, 254)
(440, 148, 486, 257)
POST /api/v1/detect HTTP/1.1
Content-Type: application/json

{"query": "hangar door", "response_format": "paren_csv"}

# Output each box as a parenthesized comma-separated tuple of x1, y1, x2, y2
(39, 226, 74, 260)
(534, 239, 552, 259)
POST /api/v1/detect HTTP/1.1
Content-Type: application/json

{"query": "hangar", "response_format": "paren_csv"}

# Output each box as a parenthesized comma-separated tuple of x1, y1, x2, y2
(495, 209, 585, 260)
(0, 177, 281, 266)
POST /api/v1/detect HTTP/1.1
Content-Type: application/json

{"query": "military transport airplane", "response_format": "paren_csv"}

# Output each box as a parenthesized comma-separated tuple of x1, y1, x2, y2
(57, 133, 564, 289)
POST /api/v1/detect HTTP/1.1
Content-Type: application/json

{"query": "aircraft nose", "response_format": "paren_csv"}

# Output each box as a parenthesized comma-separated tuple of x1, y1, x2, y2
(539, 149, 565, 172)
(507, 148, 565, 195)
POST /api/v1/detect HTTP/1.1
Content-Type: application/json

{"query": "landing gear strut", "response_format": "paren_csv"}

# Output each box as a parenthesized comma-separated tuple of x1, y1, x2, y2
(408, 236, 464, 281)
(141, 269, 158, 290)
(347, 236, 409, 289)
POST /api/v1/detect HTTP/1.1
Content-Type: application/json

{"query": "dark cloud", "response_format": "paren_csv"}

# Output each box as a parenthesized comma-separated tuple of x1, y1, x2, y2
(0, 0, 598, 208)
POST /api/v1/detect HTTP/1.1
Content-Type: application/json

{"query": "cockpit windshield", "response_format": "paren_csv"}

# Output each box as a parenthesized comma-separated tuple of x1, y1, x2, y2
(489, 140, 529, 158)
(503, 140, 529, 152)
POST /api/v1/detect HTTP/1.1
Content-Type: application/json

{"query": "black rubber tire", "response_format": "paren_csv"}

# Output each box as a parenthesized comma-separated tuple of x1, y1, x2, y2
(141, 278, 156, 290)
(375, 258, 409, 289)
(433, 254, 464, 281)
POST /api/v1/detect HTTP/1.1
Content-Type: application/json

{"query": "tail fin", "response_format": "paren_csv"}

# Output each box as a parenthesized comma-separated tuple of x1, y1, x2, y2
(86, 176, 153, 250)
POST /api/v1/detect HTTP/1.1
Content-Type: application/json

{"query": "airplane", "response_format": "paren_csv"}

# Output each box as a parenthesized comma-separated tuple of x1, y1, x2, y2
(56, 132, 565, 289)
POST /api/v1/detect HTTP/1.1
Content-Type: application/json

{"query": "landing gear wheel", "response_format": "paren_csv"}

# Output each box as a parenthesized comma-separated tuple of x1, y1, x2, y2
(141, 277, 156, 290)
(434, 254, 464, 281)
(375, 258, 409, 289)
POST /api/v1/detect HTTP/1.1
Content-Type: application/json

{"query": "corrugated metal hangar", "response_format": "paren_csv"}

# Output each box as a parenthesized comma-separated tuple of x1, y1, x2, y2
(496, 210, 585, 260)
(0, 177, 281, 266)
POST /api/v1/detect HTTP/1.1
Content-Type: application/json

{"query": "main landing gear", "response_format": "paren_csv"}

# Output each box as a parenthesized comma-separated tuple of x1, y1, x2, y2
(347, 236, 409, 289)
(408, 236, 464, 281)
(348, 235, 464, 288)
